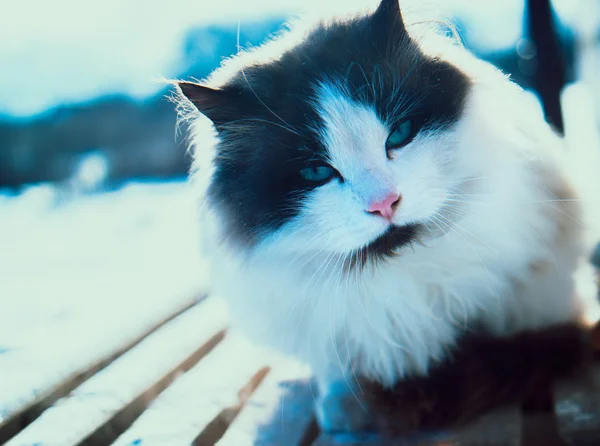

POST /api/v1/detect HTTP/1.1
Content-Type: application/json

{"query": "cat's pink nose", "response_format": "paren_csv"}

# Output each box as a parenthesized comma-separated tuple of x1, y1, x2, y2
(367, 193, 401, 221)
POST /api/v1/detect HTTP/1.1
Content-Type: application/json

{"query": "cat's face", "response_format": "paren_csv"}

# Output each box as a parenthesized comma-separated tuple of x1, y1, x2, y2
(180, 0, 471, 265)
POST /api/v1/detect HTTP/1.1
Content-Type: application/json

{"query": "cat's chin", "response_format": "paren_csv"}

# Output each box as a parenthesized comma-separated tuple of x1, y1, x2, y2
(350, 223, 423, 269)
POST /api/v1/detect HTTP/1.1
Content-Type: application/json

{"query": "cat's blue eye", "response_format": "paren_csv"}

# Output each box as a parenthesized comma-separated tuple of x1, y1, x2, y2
(386, 120, 415, 151)
(300, 164, 337, 184)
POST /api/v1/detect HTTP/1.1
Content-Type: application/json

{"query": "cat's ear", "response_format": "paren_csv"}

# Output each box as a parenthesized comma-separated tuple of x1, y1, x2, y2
(372, 0, 406, 36)
(178, 81, 240, 127)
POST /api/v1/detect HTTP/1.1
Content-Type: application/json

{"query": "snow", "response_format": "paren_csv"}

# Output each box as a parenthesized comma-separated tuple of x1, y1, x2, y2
(0, 180, 209, 423)
(5, 298, 228, 446)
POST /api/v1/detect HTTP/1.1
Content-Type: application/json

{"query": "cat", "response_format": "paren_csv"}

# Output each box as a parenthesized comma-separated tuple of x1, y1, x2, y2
(175, 0, 600, 434)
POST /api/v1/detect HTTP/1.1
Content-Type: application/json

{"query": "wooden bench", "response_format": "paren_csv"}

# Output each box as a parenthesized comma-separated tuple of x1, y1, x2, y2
(1, 294, 599, 446)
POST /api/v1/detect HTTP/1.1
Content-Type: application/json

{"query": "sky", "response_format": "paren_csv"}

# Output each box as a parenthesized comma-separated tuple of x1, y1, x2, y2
(0, 0, 586, 117)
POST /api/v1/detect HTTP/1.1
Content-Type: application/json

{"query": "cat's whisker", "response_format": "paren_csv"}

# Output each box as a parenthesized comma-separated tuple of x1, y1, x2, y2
(440, 176, 490, 185)
(314, 245, 344, 288)
(523, 198, 582, 204)
(388, 89, 431, 122)
(296, 235, 338, 271)
(238, 70, 300, 138)
(303, 244, 343, 307)
(433, 213, 502, 312)
(545, 202, 583, 226)
(373, 64, 384, 101)
(440, 193, 583, 206)
(346, 61, 377, 103)
(523, 221, 560, 271)
(523, 180, 583, 225)
(284, 230, 331, 272)
(449, 290, 470, 332)
(234, 22, 302, 137)
(226, 117, 304, 136)
(353, 275, 415, 355)
(444, 190, 494, 198)
(350, 249, 428, 355)
(435, 206, 501, 256)
(424, 217, 458, 254)
(426, 215, 471, 328)
(440, 206, 494, 237)
(342, 255, 366, 397)
(440, 197, 482, 205)
(328, 247, 367, 406)
(286, 238, 339, 349)
(317, 243, 352, 385)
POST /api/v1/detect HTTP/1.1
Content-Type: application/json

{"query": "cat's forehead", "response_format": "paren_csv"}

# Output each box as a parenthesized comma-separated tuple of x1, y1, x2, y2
(225, 17, 420, 104)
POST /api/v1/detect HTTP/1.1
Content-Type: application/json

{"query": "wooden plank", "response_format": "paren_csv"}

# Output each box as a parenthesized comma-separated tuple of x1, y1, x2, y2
(452, 407, 521, 446)
(554, 365, 600, 445)
(112, 334, 271, 446)
(0, 181, 208, 429)
(315, 407, 521, 446)
(521, 413, 570, 446)
(314, 432, 454, 446)
(216, 361, 318, 446)
(312, 371, 600, 446)
(0, 295, 203, 445)
(4, 297, 228, 446)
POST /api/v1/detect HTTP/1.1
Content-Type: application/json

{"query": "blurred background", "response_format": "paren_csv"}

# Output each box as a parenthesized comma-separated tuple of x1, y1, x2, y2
(1, 0, 600, 439)
(1, 0, 599, 190)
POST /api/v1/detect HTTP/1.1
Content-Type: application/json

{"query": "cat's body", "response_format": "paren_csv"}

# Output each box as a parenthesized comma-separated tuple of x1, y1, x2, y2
(177, 0, 600, 433)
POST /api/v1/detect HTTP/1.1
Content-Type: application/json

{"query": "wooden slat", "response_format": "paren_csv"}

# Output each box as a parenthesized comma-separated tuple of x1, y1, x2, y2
(0, 293, 205, 445)
(111, 334, 271, 446)
(5, 297, 228, 446)
(314, 432, 453, 446)
(315, 407, 521, 446)
(452, 407, 521, 446)
(521, 413, 570, 446)
(216, 362, 318, 446)
(554, 366, 600, 445)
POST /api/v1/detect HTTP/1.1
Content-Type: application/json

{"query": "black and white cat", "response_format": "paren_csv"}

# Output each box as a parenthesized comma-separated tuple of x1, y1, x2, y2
(176, 0, 600, 433)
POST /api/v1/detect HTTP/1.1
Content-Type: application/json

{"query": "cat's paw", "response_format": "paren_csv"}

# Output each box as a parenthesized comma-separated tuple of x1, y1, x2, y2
(316, 381, 374, 433)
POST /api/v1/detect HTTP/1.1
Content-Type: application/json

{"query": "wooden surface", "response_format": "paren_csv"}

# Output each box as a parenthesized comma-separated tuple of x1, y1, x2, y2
(2, 295, 599, 446)
(0, 181, 209, 444)
(216, 364, 318, 446)
(4, 298, 227, 446)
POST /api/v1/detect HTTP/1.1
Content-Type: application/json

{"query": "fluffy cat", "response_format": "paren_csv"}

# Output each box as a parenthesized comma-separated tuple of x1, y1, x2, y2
(176, 0, 600, 434)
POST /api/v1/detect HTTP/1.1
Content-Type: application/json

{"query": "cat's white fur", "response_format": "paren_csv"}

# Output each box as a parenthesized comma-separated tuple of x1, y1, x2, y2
(186, 28, 600, 391)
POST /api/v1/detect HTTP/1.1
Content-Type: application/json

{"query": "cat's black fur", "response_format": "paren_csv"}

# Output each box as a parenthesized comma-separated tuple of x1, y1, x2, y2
(351, 224, 422, 270)
(357, 321, 600, 436)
